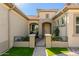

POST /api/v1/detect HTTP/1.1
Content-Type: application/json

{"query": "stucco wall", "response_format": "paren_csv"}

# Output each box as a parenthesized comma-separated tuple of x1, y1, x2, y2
(59, 27, 67, 36)
(39, 11, 55, 23)
(39, 12, 56, 19)
(0, 4, 9, 53)
(52, 41, 68, 47)
(67, 10, 79, 47)
(9, 10, 28, 48)
(14, 41, 29, 47)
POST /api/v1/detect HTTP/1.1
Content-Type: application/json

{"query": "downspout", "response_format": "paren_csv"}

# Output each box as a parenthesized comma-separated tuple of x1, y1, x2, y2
(8, 4, 16, 49)
(65, 13, 69, 47)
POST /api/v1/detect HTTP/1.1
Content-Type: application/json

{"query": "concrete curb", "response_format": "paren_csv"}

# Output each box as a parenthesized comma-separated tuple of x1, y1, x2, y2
(32, 48, 35, 56)
(45, 49, 48, 56)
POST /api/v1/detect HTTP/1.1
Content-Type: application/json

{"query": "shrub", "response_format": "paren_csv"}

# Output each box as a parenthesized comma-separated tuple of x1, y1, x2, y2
(52, 26, 62, 41)
(23, 35, 29, 41)
(54, 26, 60, 36)
(52, 36, 62, 41)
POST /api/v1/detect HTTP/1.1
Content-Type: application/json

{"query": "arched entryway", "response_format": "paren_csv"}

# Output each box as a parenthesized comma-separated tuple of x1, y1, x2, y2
(30, 23, 38, 34)
(42, 22, 51, 34)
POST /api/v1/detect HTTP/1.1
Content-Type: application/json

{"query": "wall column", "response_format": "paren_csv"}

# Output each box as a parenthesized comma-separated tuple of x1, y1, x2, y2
(45, 34, 52, 48)
(29, 34, 35, 48)
(39, 23, 42, 38)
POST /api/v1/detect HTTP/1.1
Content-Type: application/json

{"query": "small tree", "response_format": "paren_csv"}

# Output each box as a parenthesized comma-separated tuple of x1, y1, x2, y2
(52, 26, 62, 41)
(54, 26, 60, 36)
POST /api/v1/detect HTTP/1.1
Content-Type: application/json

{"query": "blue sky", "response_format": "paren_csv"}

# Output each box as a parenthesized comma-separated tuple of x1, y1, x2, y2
(15, 3, 64, 16)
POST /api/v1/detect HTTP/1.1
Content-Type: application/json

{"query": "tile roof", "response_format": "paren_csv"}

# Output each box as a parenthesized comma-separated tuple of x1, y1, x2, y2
(4, 3, 29, 20)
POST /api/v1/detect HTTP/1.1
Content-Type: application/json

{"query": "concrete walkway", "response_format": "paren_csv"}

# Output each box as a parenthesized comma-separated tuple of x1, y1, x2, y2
(33, 38, 46, 56)
(33, 47, 46, 56)
(36, 38, 45, 47)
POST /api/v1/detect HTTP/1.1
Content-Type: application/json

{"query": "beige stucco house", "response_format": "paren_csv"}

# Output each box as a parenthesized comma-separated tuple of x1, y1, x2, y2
(0, 3, 79, 53)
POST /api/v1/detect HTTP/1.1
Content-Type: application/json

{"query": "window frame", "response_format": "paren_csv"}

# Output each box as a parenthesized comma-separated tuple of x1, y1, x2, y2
(59, 16, 66, 27)
(61, 17, 64, 25)
(73, 14, 79, 36)
(76, 17, 79, 34)
(46, 14, 49, 19)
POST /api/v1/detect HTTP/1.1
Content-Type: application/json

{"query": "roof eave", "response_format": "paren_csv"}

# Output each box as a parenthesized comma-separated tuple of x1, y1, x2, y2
(52, 7, 68, 20)
(4, 3, 29, 20)
(52, 6, 79, 20)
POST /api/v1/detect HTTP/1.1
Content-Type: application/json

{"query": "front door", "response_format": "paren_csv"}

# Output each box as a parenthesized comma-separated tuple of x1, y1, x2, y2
(43, 23, 51, 34)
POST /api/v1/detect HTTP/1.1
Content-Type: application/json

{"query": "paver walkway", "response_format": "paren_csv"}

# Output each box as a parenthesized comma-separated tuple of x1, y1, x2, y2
(33, 38, 46, 56)
(36, 38, 45, 47)
(33, 47, 46, 56)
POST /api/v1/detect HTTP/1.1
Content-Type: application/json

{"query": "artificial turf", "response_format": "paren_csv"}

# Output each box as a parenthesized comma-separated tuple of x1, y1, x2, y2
(2, 47, 34, 56)
(46, 48, 69, 56)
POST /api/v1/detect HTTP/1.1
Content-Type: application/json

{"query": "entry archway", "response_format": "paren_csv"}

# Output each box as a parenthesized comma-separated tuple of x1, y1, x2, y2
(42, 22, 51, 34)
(30, 23, 38, 34)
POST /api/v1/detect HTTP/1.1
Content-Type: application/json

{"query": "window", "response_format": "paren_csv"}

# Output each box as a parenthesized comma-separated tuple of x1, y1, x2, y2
(61, 17, 64, 24)
(32, 24, 35, 31)
(57, 20, 59, 26)
(76, 17, 79, 34)
(59, 16, 65, 26)
(30, 23, 38, 34)
(46, 14, 49, 18)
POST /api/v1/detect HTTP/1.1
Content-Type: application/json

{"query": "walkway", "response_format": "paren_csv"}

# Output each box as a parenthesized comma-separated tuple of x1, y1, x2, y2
(33, 38, 46, 56)
(36, 38, 45, 47)
(33, 47, 46, 56)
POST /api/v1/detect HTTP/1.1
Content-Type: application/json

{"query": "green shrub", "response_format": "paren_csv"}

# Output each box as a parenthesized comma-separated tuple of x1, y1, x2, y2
(52, 26, 62, 41)
(54, 26, 60, 36)
(22, 35, 29, 41)
(52, 36, 62, 41)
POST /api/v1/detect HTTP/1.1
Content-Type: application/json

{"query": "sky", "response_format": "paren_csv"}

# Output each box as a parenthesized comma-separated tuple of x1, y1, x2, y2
(15, 3, 64, 16)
